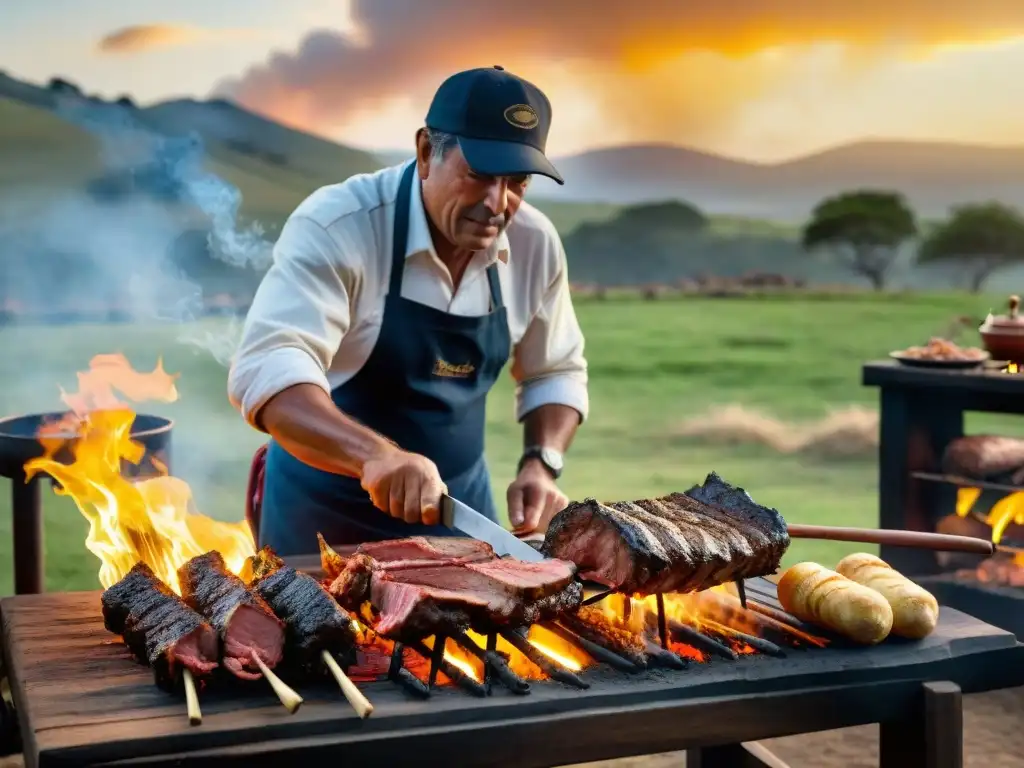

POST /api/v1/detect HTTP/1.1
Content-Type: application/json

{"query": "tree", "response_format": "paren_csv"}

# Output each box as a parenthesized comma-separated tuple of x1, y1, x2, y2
(801, 190, 917, 290)
(917, 202, 1024, 292)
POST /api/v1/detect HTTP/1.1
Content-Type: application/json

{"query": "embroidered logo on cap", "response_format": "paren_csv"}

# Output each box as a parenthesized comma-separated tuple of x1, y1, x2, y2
(504, 104, 539, 130)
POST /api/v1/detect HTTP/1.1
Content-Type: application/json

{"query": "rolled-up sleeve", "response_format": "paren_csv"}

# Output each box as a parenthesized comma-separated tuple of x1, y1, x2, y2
(227, 214, 352, 429)
(511, 237, 589, 423)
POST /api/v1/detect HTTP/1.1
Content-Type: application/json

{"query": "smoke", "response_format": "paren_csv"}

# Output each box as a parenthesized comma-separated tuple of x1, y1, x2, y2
(214, 0, 1024, 148)
(0, 94, 273, 514)
(3, 94, 271, 357)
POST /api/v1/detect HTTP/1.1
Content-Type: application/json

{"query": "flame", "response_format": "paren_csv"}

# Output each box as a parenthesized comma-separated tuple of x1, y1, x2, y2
(956, 486, 1024, 569)
(1006, 363, 1020, 374)
(590, 583, 824, 657)
(22, 354, 254, 593)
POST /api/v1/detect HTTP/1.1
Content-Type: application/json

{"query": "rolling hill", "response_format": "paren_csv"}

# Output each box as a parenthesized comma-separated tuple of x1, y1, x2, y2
(526, 140, 1024, 219)
(5, 71, 1024, 228)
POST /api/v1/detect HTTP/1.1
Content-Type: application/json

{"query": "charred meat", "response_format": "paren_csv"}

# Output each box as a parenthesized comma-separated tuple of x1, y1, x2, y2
(178, 551, 285, 681)
(942, 435, 1024, 484)
(542, 472, 790, 595)
(327, 542, 582, 640)
(246, 546, 359, 673)
(101, 563, 218, 690)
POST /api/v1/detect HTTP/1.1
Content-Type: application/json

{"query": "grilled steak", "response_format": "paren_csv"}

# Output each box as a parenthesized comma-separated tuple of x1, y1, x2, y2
(541, 472, 790, 595)
(178, 551, 285, 681)
(318, 533, 497, 581)
(247, 546, 359, 672)
(942, 435, 1024, 483)
(327, 542, 582, 640)
(101, 563, 218, 690)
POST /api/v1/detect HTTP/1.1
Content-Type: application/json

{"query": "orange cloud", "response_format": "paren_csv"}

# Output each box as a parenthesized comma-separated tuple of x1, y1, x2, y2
(214, 1, 1024, 151)
(97, 24, 207, 54)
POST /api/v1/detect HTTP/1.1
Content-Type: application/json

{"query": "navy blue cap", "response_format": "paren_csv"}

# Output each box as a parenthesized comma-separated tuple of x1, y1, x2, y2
(425, 66, 564, 185)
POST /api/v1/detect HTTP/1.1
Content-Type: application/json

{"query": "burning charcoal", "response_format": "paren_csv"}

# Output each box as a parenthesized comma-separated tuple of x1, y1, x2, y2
(500, 629, 590, 689)
(452, 631, 530, 695)
(703, 626, 786, 658)
(643, 638, 689, 670)
(388, 643, 431, 699)
(542, 622, 643, 674)
(101, 563, 218, 691)
(559, 608, 649, 668)
(404, 639, 487, 697)
(428, 634, 446, 688)
(668, 620, 738, 661)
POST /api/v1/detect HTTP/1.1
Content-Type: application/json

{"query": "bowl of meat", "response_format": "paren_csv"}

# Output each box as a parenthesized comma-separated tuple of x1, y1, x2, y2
(889, 337, 989, 369)
(978, 295, 1024, 362)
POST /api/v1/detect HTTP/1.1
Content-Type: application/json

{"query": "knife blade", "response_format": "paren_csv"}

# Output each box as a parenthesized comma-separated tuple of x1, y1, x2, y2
(440, 494, 546, 562)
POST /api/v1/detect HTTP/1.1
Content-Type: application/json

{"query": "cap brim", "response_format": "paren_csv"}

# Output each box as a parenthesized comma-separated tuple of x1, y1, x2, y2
(457, 136, 564, 185)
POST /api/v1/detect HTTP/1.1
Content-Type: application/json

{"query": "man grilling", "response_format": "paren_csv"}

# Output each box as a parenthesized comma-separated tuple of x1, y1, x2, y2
(228, 66, 588, 555)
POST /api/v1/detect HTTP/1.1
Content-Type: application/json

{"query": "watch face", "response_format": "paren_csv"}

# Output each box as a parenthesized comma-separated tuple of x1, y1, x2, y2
(540, 447, 564, 472)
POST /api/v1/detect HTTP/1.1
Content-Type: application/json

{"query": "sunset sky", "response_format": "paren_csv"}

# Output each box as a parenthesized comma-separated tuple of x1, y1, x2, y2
(4, 0, 1024, 162)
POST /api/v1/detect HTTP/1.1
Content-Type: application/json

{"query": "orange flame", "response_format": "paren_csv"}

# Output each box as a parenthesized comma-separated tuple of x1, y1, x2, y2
(23, 354, 255, 593)
(957, 487, 1024, 567)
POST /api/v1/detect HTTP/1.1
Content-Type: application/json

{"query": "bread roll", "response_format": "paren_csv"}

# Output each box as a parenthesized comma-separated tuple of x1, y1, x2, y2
(777, 562, 893, 645)
(836, 553, 939, 640)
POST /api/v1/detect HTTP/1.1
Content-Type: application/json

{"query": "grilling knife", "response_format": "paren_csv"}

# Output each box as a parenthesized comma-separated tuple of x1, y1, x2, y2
(440, 494, 546, 562)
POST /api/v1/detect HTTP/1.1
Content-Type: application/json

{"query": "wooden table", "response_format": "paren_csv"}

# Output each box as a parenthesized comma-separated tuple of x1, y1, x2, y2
(2, 577, 1022, 768)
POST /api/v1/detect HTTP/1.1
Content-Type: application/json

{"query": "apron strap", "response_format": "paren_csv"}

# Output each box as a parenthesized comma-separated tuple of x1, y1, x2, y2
(485, 263, 503, 310)
(388, 161, 417, 297)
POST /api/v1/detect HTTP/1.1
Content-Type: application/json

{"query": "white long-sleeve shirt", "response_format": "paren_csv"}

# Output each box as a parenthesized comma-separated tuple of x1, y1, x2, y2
(228, 162, 589, 431)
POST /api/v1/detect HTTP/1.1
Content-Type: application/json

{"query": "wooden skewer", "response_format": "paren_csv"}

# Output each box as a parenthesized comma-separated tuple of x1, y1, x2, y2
(785, 524, 995, 555)
(321, 650, 374, 718)
(182, 668, 202, 726)
(249, 651, 303, 714)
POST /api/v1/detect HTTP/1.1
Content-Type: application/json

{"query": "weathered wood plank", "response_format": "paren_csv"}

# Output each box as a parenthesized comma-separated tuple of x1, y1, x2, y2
(2, 584, 1020, 767)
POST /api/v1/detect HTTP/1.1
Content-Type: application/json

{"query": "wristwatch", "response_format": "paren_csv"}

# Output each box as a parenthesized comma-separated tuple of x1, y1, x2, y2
(518, 445, 564, 479)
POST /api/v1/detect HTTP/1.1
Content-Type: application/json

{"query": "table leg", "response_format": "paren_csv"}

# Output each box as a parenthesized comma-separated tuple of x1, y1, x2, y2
(12, 473, 44, 595)
(686, 742, 791, 768)
(879, 681, 962, 768)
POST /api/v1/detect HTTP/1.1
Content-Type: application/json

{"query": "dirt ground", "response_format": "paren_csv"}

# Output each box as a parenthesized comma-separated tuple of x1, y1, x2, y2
(1, 687, 1020, 767)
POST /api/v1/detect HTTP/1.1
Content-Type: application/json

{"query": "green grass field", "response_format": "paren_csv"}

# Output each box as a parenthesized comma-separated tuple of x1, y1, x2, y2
(0, 292, 1013, 595)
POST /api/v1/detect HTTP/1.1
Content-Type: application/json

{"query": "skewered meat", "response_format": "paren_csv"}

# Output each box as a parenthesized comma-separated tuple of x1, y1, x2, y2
(326, 543, 582, 640)
(246, 547, 359, 672)
(101, 563, 218, 690)
(541, 472, 790, 595)
(178, 551, 285, 681)
(941, 435, 1024, 483)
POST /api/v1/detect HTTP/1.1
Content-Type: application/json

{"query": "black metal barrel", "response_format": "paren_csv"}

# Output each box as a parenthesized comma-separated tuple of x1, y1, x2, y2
(0, 412, 173, 595)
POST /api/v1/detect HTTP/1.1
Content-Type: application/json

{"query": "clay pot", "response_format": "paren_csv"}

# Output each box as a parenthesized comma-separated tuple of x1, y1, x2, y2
(979, 295, 1024, 362)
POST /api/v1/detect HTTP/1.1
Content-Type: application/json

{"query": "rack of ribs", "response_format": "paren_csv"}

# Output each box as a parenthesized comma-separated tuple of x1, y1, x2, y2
(541, 472, 790, 595)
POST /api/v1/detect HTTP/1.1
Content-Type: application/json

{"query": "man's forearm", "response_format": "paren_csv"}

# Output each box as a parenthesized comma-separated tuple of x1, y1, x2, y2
(521, 403, 581, 454)
(258, 383, 395, 476)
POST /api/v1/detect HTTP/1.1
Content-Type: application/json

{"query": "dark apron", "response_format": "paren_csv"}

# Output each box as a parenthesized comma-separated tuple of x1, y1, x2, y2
(254, 161, 512, 555)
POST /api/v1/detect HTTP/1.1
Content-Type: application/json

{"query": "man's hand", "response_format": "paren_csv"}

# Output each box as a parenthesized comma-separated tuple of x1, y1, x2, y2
(507, 460, 568, 536)
(361, 446, 447, 525)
